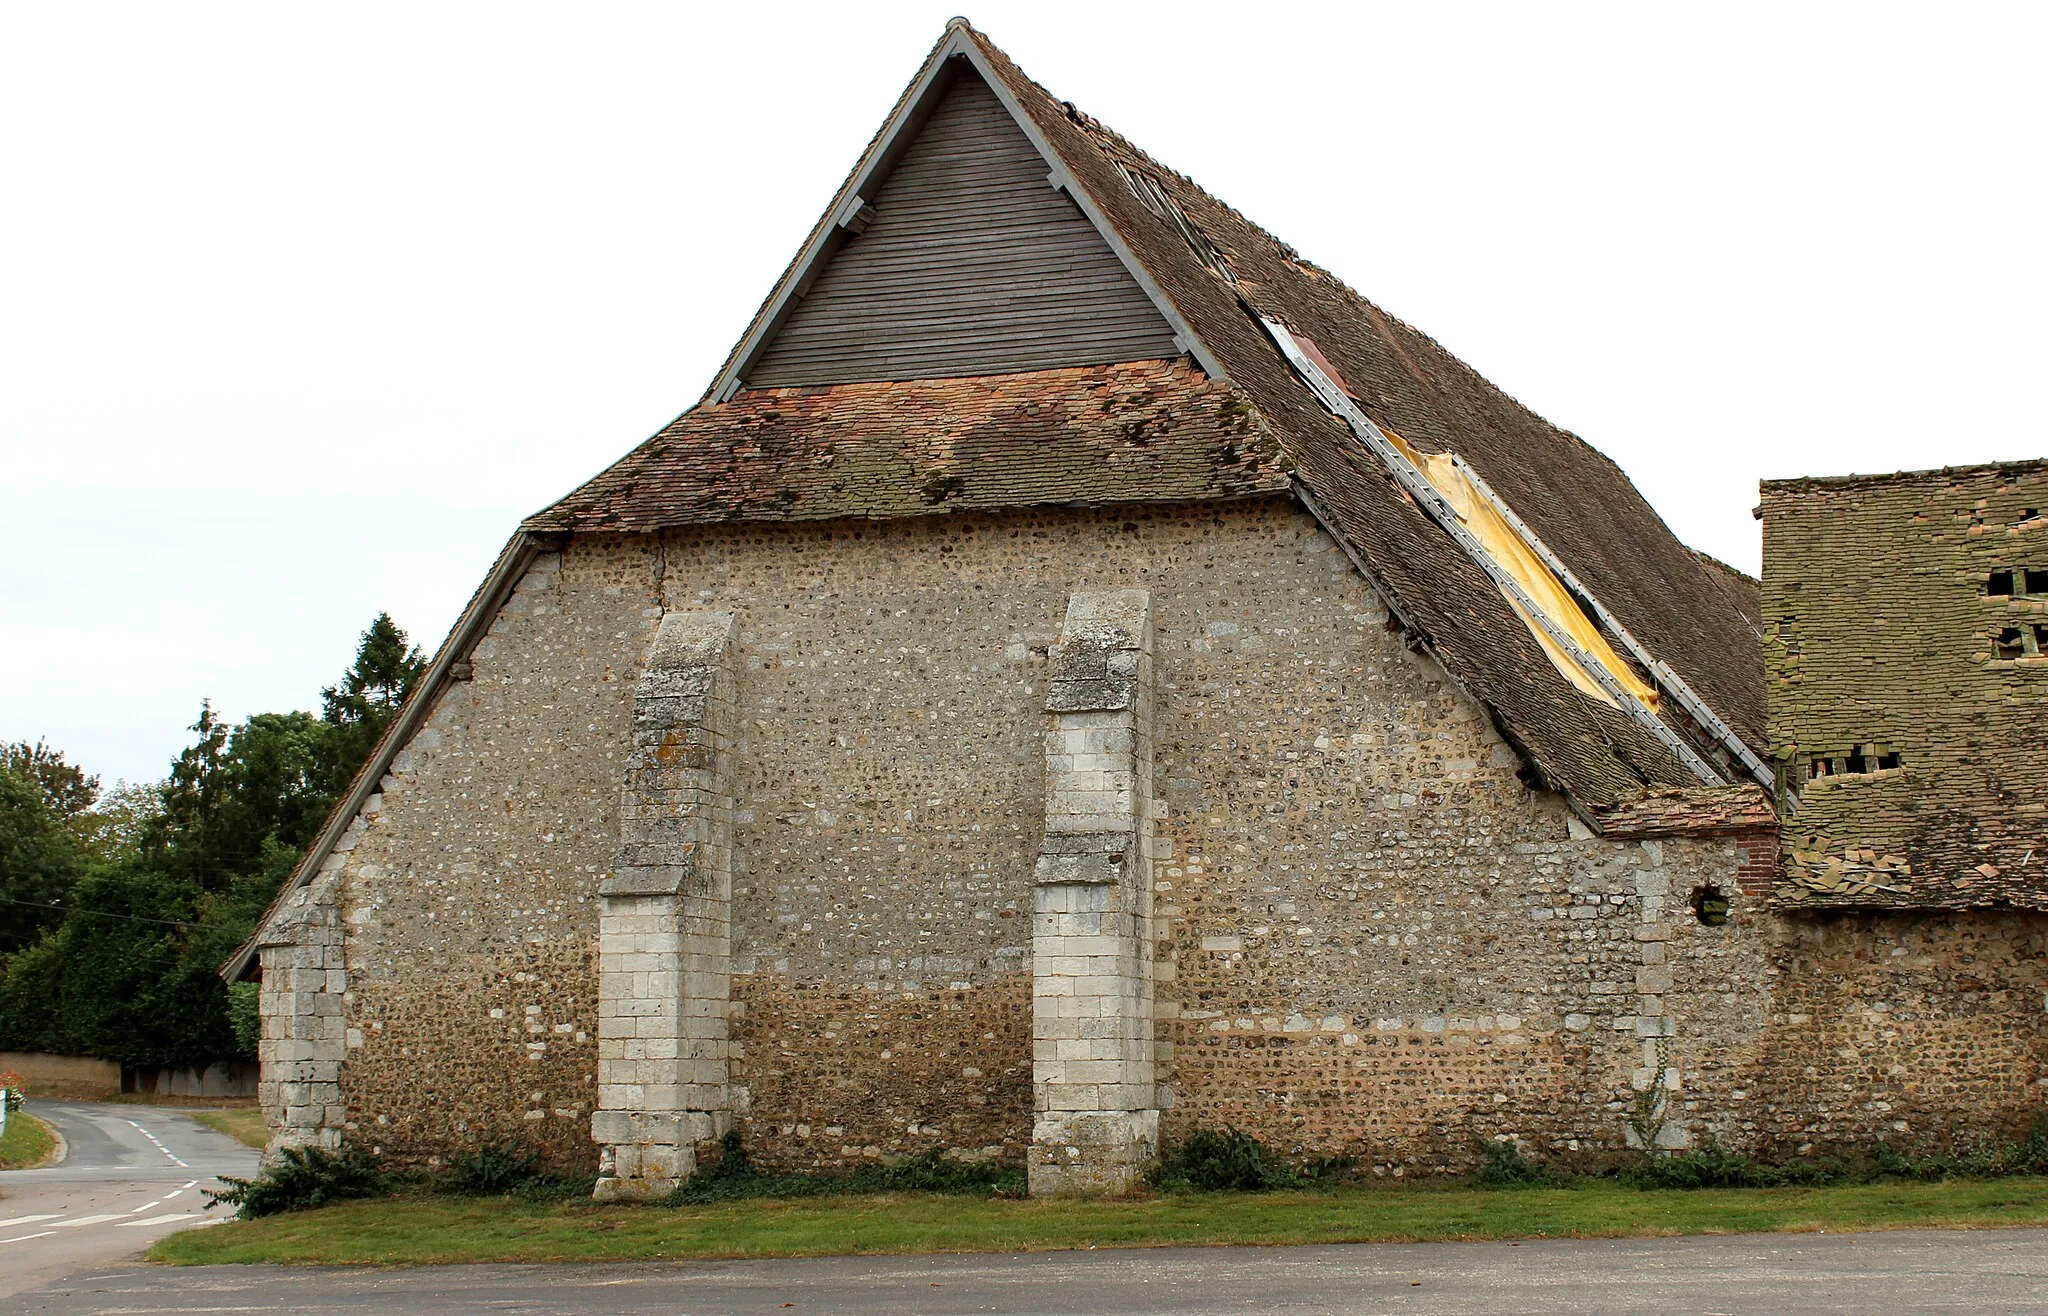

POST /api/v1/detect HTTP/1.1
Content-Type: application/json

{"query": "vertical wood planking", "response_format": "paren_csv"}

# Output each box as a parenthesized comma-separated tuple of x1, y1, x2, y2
(746, 74, 1180, 387)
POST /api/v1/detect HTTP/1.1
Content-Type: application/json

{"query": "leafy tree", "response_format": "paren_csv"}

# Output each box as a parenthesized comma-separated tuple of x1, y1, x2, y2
(2, 739, 99, 818)
(142, 615, 425, 888)
(69, 780, 164, 866)
(149, 706, 334, 890)
(227, 980, 261, 1055)
(0, 842, 293, 1065)
(212, 712, 332, 876)
(0, 767, 84, 955)
(0, 613, 422, 1066)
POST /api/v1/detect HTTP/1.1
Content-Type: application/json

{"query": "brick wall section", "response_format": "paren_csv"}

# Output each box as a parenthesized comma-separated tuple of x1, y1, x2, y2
(1733, 828, 1776, 900)
(322, 543, 649, 1170)
(289, 496, 2048, 1178)
(1720, 911, 2048, 1152)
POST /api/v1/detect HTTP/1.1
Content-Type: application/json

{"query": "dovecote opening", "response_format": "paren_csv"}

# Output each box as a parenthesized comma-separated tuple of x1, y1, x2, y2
(1986, 568, 2048, 597)
(1809, 748, 1903, 778)
(1995, 627, 2029, 660)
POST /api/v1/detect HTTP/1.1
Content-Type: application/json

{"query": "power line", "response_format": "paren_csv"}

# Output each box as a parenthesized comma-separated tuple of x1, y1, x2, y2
(0, 895, 236, 932)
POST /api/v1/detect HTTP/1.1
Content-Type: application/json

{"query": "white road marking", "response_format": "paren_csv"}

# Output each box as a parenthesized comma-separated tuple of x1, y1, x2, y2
(115, 1213, 204, 1227)
(52, 1213, 128, 1228)
(0, 1213, 62, 1226)
(91, 1308, 276, 1313)
(125, 1118, 190, 1167)
(1, 1230, 58, 1244)
(129, 1199, 163, 1214)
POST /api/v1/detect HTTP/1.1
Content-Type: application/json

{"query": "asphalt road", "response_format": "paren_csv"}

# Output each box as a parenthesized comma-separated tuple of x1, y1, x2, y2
(16, 1228, 2048, 1314)
(0, 1100, 257, 1301)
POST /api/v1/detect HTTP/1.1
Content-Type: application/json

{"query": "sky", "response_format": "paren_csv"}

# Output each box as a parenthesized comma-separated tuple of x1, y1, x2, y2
(3, 1, 2043, 787)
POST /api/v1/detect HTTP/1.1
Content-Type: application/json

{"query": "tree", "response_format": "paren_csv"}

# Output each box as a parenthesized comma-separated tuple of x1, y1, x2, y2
(149, 705, 336, 890)
(148, 701, 231, 882)
(320, 612, 426, 792)
(0, 611, 423, 1066)
(2, 740, 99, 818)
(69, 780, 164, 866)
(0, 767, 84, 956)
(0, 861, 230, 1067)
(0, 831, 298, 1066)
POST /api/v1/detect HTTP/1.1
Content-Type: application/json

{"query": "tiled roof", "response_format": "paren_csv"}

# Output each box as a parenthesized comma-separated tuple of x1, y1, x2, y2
(1693, 551, 1762, 632)
(532, 21, 1767, 808)
(525, 360, 1287, 533)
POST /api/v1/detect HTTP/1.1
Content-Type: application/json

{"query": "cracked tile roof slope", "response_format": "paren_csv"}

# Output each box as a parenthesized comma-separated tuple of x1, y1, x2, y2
(525, 19, 1766, 813)
(1764, 462, 2048, 910)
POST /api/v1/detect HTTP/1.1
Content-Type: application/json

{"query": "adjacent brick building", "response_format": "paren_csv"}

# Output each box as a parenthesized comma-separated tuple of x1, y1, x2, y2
(232, 20, 2048, 1197)
(1763, 462, 2048, 909)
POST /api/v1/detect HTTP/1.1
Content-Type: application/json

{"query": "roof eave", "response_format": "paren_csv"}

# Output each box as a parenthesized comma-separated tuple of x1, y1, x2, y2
(219, 529, 557, 982)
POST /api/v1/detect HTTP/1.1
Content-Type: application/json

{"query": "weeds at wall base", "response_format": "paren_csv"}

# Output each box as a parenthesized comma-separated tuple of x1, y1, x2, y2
(205, 1115, 2048, 1221)
(666, 1132, 1025, 1204)
(1476, 1109, 2048, 1192)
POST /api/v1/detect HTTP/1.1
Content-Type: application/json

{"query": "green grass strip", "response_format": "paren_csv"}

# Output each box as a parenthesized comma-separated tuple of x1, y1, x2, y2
(152, 1177, 2048, 1267)
(0, 1113, 57, 1171)
(188, 1108, 268, 1150)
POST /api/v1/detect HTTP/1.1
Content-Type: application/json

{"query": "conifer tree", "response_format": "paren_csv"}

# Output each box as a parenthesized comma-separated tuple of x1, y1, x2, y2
(320, 612, 426, 791)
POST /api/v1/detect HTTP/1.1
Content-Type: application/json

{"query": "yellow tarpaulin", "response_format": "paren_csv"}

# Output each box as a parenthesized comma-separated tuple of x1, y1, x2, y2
(1392, 435, 1658, 711)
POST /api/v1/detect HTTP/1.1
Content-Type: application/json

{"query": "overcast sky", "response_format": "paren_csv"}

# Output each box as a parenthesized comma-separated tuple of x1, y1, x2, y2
(4, 1, 2042, 787)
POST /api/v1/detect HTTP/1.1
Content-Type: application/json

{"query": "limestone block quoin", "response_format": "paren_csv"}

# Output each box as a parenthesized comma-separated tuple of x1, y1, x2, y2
(592, 609, 739, 1201)
(254, 863, 348, 1158)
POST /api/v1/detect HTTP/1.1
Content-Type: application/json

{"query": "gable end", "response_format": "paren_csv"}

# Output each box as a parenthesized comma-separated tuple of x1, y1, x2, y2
(743, 65, 1182, 388)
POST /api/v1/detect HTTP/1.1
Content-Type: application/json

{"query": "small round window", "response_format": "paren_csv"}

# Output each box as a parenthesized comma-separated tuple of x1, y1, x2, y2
(1691, 884, 1731, 926)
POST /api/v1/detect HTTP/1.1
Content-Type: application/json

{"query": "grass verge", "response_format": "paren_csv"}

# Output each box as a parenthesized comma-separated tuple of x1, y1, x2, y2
(0, 1113, 58, 1171)
(152, 1176, 2048, 1267)
(188, 1107, 268, 1150)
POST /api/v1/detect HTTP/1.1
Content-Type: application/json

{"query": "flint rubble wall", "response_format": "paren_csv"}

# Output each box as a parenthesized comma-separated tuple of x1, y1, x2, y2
(287, 497, 2045, 1173)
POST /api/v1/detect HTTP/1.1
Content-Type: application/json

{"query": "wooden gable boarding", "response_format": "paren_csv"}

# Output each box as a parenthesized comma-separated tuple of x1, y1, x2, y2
(730, 55, 1191, 391)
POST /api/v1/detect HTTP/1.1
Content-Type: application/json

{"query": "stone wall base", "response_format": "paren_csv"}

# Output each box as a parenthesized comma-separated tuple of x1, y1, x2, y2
(1029, 1109, 1159, 1197)
(592, 1110, 732, 1201)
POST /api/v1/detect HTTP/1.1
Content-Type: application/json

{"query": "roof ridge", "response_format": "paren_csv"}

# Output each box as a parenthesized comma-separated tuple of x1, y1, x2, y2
(1763, 458, 2048, 490)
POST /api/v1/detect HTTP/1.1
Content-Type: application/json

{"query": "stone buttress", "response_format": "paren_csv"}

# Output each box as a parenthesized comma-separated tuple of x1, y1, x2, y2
(1030, 589, 1161, 1195)
(254, 861, 347, 1156)
(591, 610, 738, 1200)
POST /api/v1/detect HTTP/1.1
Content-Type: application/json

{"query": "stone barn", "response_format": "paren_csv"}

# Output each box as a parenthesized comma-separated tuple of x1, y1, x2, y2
(231, 20, 2048, 1198)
